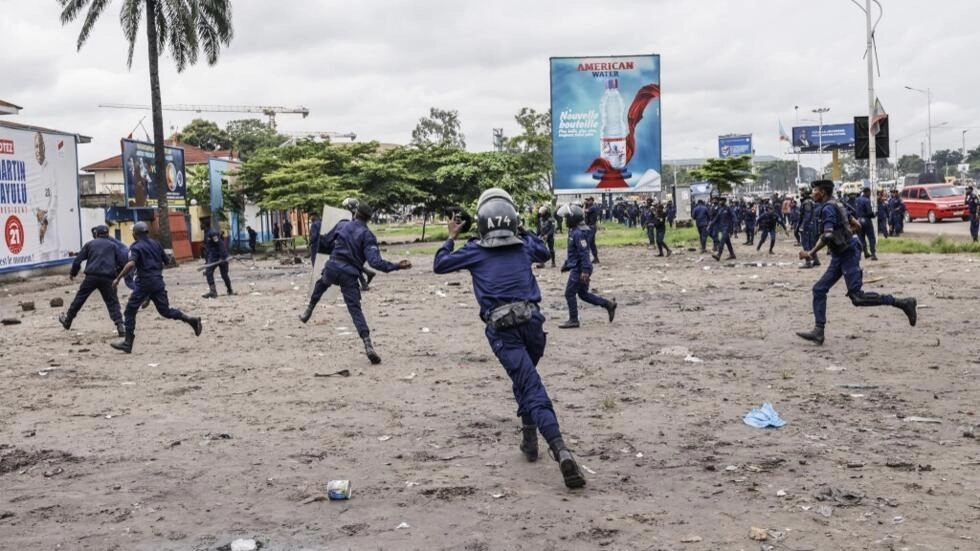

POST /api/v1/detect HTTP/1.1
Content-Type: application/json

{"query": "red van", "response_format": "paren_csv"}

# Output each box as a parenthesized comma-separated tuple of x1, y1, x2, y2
(900, 184, 970, 223)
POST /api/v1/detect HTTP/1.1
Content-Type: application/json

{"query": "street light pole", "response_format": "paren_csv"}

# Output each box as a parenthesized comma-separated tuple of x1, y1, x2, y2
(812, 107, 830, 178)
(905, 85, 933, 161)
(963, 129, 969, 158)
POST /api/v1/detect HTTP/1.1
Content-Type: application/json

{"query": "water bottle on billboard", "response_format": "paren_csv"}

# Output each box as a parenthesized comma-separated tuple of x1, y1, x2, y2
(599, 79, 627, 170)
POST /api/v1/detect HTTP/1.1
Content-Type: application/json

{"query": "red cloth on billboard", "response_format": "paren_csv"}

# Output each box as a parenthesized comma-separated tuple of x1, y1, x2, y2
(585, 84, 660, 189)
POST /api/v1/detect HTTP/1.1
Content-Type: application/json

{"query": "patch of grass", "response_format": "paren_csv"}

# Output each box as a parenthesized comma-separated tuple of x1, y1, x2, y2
(876, 235, 980, 255)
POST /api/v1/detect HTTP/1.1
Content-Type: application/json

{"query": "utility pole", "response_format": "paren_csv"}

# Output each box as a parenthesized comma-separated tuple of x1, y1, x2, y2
(863, 0, 879, 193)
(813, 107, 830, 177)
(904, 86, 933, 162)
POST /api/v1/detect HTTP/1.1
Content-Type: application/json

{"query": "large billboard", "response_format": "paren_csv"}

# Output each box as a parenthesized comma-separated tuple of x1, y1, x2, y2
(0, 123, 81, 272)
(719, 135, 752, 158)
(550, 54, 661, 193)
(121, 139, 186, 207)
(792, 124, 855, 152)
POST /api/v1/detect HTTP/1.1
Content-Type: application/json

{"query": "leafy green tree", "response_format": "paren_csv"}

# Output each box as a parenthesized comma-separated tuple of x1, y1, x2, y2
(755, 159, 801, 191)
(897, 155, 925, 175)
(506, 107, 553, 195)
(690, 156, 754, 193)
(411, 108, 465, 149)
(60, 0, 234, 248)
(932, 149, 963, 177)
(226, 118, 286, 161)
(177, 118, 232, 151)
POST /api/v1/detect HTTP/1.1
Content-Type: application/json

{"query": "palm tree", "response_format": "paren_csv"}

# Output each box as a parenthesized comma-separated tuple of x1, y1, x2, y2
(60, 0, 233, 248)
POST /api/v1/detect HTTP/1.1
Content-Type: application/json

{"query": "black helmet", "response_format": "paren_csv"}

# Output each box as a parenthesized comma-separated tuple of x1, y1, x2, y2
(560, 203, 585, 227)
(92, 225, 109, 237)
(476, 193, 522, 249)
(133, 221, 150, 236)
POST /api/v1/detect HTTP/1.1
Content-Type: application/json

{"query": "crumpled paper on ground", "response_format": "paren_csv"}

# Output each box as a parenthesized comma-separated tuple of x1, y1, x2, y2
(743, 402, 786, 428)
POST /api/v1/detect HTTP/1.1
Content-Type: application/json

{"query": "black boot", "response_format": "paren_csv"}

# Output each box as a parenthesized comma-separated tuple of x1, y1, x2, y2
(605, 299, 617, 323)
(363, 336, 382, 364)
(58, 313, 72, 330)
(548, 438, 586, 489)
(297, 303, 315, 324)
(115, 321, 125, 337)
(520, 425, 538, 462)
(796, 324, 825, 345)
(111, 331, 135, 353)
(202, 284, 218, 299)
(558, 319, 580, 329)
(895, 297, 917, 326)
(180, 313, 203, 336)
(226, 287, 235, 296)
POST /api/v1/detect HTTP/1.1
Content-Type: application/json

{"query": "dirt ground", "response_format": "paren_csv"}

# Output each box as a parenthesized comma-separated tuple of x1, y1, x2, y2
(1, 239, 979, 551)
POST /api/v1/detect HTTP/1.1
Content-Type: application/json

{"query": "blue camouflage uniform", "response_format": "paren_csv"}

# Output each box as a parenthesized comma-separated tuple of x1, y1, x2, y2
(799, 197, 820, 266)
(876, 194, 890, 237)
(855, 193, 877, 258)
(432, 231, 563, 443)
(810, 200, 896, 326)
(203, 227, 233, 294)
(123, 237, 191, 333)
(692, 202, 710, 252)
(584, 203, 601, 261)
(63, 236, 127, 328)
(742, 205, 757, 245)
(756, 206, 786, 253)
(887, 193, 905, 236)
(561, 224, 613, 321)
(309, 219, 403, 338)
(710, 202, 736, 258)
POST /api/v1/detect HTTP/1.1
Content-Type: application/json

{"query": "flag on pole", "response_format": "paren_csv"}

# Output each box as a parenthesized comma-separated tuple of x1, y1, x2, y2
(778, 119, 790, 142)
(870, 97, 888, 135)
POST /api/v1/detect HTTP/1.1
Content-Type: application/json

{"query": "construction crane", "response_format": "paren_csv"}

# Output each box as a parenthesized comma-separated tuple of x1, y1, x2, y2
(281, 130, 357, 142)
(98, 103, 310, 129)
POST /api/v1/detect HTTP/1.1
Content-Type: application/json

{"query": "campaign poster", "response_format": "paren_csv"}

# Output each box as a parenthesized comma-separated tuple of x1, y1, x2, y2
(550, 54, 661, 193)
(792, 124, 855, 152)
(719, 135, 753, 158)
(0, 123, 82, 272)
(121, 139, 186, 207)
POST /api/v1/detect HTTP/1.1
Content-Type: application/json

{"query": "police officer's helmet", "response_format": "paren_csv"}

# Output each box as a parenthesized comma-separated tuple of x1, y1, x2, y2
(538, 205, 551, 216)
(92, 225, 109, 237)
(561, 204, 586, 227)
(477, 187, 515, 211)
(476, 192, 523, 249)
(133, 221, 150, 236)
(341, 197, 359, 212)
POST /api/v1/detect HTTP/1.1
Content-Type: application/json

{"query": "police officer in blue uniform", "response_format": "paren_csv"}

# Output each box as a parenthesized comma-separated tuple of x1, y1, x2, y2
(433, 188, 586, 490)
(200, 219, 234, 298)
(887, 189, 905, 236)
(111, 222, 202, 353)
(797, 188, 820, 269)
(710, 197, 736, 261)
(966, 186, 979, 242)
(855, 187, 878, 260)
(297, 201, 411, 364)
(796, 180, 917, 345)
(583, 196, 601, 263)
(308, 214, 322, 266)
(742, 201, 757, 246)
(59, 225, 127, 336)
(342, 198, 377, 290)
(756, 204, 787, 254)
(876, 190, 890, 239)
(557, 204, 616, 328)
(535, 205, 557, 268)
(692, 200, 710, 253)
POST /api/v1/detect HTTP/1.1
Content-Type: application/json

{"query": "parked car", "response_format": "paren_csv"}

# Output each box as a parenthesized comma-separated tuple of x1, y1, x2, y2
(900, 184, 970, 223)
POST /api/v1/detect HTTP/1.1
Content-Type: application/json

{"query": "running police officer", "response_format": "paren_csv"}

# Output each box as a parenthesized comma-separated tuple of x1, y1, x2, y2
(557, 203, 616, 328)
(796, 180, 917, 345)
(433, 188, 587, 490)
(59, 225, 127, 336)
(297, 200, 411, 364)
(111, 222, 203, 353)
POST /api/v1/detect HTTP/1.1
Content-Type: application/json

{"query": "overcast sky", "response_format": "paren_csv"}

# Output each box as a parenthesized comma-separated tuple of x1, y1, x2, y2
(3, 0, 978, 170)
